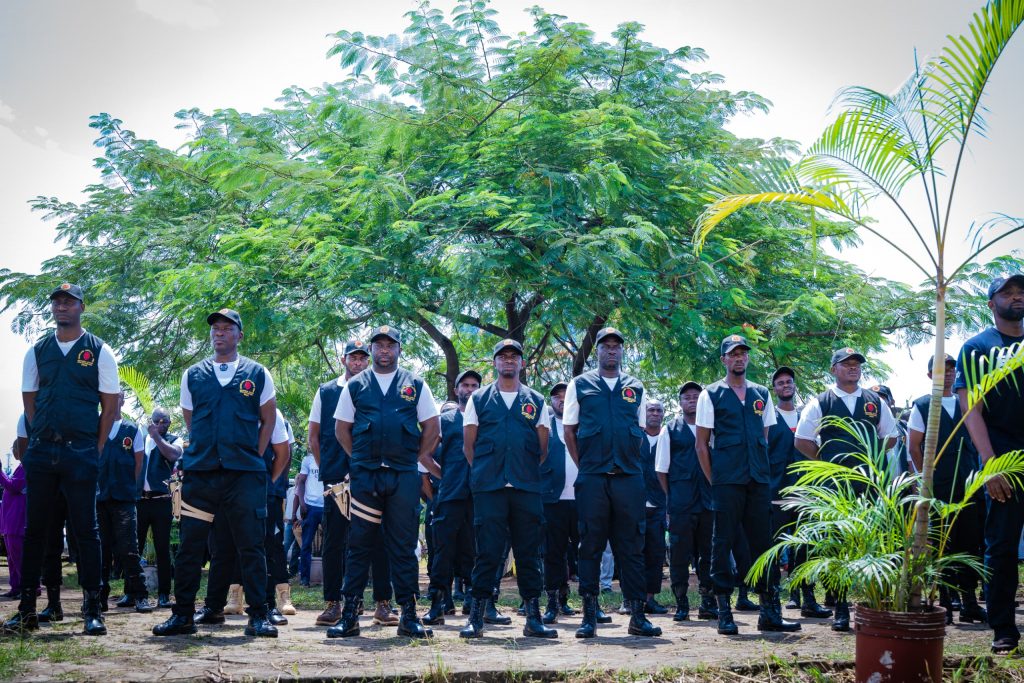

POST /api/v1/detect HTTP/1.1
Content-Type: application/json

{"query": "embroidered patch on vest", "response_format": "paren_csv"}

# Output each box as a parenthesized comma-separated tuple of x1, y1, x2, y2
(864, 401, 878, 417)
(400, 384, 417, 402)
(239, 379, 256, 397)
(521, 402, 537, 420)
(122, 436, 133, 449)
(76, 349, 95, 367)
(621, 387, 638, 403)
(753, 398, 765, 416)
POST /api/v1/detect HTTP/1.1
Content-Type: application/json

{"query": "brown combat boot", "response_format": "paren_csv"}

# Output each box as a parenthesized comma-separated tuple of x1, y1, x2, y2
(373, 600, 400, 626)
(316, 601, 342, 626)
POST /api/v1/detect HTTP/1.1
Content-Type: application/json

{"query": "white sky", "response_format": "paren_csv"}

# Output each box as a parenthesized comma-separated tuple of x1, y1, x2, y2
(2, 0, 1023, 462)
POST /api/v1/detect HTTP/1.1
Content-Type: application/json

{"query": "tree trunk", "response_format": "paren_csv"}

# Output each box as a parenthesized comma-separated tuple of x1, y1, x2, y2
(571, 315, 607, 377)
(413, 311, 460, 400)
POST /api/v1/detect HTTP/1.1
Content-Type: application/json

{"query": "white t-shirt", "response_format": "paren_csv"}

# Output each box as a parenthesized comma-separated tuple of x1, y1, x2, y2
(333, 371, 438, 423)
(108, 419, 145, 452)
(795, 385, 898, 442)
(777, 408, 799, 431)
(907, 396, 958, 433)
(272, 408, 291, 446)
(21, 330, 120, 394)
(655, 421, 697, 474)
(558, 414, 577, 500)
(16, 414, 28, 439)
(561, 375, 647, 428)
(308, 376, 345, 424)
(284, 484, 298, 520)
(695, 382, 777, 429)
(645, 431, 661, 507)
(299, 454, 325, 507)
(179, 360, 276, 410)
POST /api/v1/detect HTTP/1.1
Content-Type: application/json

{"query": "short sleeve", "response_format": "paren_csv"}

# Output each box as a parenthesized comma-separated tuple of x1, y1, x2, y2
(953, 341, 976, 391)
(794, 397, 822, 441)
(17, 414, 28, 438)
(876, 401, 898, 438)
(462, 396, 479, 427)
(654, 429, 671, 473)
(308, 389, 322, 424)
(271, 409, 288, 445)
(260, 369, 276, 406)
(562, 379, 580, 426)
(637, 391, 647, 429)
(334, 384, 356, 422)
(180, 370, 193, 411)
(132, 426, 146, 453)
(538, 404, 551, 429)
(761, 393, 777, 428)
(285, 419, 295, 445)
(98, 344, 120, 394)
(695, 390, 714, 429)
(22, 347, 39, 392)
(416, 381, 439, 422)
(907, 405, 925, 433)
(300, 456, 311, 475)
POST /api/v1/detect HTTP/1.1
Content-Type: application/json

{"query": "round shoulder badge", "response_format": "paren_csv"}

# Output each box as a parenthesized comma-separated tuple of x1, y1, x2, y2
(621, 387, 638, 403)
(239, 379, 256, 397)
(77, 349, 95, 367)
(400, 384, 417, 402)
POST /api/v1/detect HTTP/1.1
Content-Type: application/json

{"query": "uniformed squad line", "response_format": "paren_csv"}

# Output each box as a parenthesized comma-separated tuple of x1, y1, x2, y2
(1, 275, 1023, 655)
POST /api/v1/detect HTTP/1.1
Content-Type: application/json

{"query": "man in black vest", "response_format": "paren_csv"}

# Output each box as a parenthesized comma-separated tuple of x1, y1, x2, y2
(656, 381, 716, 622)
(539, 381, 580, 624)
(955, 274, 1024, 654)
(152, 308, 281, 638)
(137, 407, 183, 609)
(327, 325, 440, 639)
(458, 339, 555, 639)
(795, 347, 897, 631)
(307, 339, 369, 626)
(908, 354, 986, 625)
(696, 334, 799, 636)
(768, 367, 830, 619)
(97, 392, 152, 613)
(564, 326, 662, 638)
(423, 369, 480, 625)
(3, 283, 120, 636)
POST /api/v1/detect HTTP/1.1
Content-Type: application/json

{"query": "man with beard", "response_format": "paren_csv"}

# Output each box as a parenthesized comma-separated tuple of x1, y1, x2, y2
(422, 369, 481, 625)
(656, 382, 716, 622)
(137, 407, 183, 609)
(768, 368, 830, 619)
(696, 335, 799, 636)
(3, 283, 119, 636)
(327, 326, 440, 639)
(459, 339, 555, 639)
(795, 347, 897, 631)
(955, 275, 1024, 654)
(307, 340, 368, 626)
(564, 327, 661, 639)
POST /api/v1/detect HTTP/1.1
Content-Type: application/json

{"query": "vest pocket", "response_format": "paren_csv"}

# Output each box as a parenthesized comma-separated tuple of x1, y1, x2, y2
(235, 412, 260, 453)
(352, 421, 372, 458)
(401, 422, 421, 452)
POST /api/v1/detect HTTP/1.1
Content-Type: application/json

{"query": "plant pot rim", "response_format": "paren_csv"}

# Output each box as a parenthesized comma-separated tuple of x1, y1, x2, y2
(855, 603, 947, 617)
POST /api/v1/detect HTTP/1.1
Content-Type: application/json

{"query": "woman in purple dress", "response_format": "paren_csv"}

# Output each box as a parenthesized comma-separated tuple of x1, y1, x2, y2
(1, 439, 28, 598)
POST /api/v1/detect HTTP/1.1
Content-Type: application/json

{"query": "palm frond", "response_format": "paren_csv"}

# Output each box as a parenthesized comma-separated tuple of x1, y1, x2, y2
(118, 365, 154, 418)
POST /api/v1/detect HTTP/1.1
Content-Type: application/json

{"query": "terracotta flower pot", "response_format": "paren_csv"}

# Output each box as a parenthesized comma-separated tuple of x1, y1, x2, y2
(854, 604, 946, 682)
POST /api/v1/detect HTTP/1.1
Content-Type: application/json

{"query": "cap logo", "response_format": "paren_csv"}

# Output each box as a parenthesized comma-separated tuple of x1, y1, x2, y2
(732, 335, 741, 342)
(355, 341, 364, 347)
(521, 402, 537, 420)
(864, 402, 878, 417)
(76, 349, 95, 367)
(753, 398, 765, 415)
(239, 379, 256, 397)
(220, 308, 230, 315)
(380, 325, 390, 334)
(400, 384, 417, 402)
(621, 387, 638, 403)
(846, 347, 854, 354)
(122, 436, 133, 449)
(60, 283, 71, 290)
(504, 339, 513, 346)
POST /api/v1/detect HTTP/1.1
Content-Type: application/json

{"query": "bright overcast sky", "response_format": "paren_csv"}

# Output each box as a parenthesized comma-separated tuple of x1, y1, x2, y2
(1, 0, 1023, 459)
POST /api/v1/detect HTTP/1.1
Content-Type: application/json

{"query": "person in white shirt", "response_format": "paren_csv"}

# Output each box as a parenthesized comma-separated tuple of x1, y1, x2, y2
(295, 452, 325, 587)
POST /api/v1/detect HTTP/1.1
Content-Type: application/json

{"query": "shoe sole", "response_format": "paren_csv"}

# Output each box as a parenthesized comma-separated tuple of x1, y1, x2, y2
(153, 627, 197, 636)
(244, 629, 278, 638)
(628, 628, 663, 636)
(373, 619, 400, 626)
(326, 629, 360, 638)
(483, 618, 512, 625)
(757, 625, 802, 632)
(316, 618, 341, 626)
(524, 630, 558, 638)
(575, 631, 595, 638)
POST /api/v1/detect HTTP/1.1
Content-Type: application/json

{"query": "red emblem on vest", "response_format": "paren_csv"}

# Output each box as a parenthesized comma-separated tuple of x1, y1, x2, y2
(239, 379, 256, 397)
(621, 387, 637, 403)
(76, 349, 95, 367)
(521, 402, 537, 420)
(122, 436, 133, 449)
(753, 398, 765, 416)
(400, 384, 417, 402)
(864, 401, 878, 417)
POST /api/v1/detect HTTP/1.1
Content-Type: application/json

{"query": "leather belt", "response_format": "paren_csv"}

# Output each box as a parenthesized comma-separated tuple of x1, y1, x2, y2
(140, 492, 171, 500)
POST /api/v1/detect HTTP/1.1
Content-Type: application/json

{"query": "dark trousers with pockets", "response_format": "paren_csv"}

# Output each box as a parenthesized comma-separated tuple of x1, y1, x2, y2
(19, 439, 102, 609)
(470, 488, 544, 600)
(669, 509, 713, 596)
(543, 499, 577, 592)
(342, 467, 418, 603)
(97, 499, 147, 598)
(219, 494, 289, 608)
(42, 493, 69, 591)
(136, 496, 173, 595)
(171, 469, 268, 617)
(371, 540, 393, 602)
(576, 473, 646, 600)
(643, 506, 667, 595)
(710, 481, 778, 595)
(428, 498, 474, 594)
(321, 484, 350, 602)
(985, 493, 1024, 642)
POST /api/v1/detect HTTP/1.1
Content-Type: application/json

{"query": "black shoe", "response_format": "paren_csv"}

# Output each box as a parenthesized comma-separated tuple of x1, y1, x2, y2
(115, 594, 133, 609)
(992, 636, 1019, 655)
(628, 600, 662, 636)
(453, 579, 466, 603)
(644, 597, 668, 615)
(799, 585, 832, 619)
(559, 588, 577, 616)
(716, 596, 737, 635)
(596, 607, 613, 624)
(697, 590, 718, 620)
(397, 600, 432, 639)
(734, 590, 758, 612)
(459, 596, 485, 639)
(516, 600, 526, 616)
(672, 591, 690, 622)
(244, 614, 278, 638)
(523, 597, 557, 638)
(575, 594, 598, 639)
(193, 606, 226, 625)
(38, 588, 63, 623)
(832, 601, 850, 632)
(542, 590, 559, 624)
(98, 588, 110, 613)
(423, 591, 446, 626)
(461, 598, 471, 616)
(157, 594, 174, 609)
(823, 591, 836, 608)
(326, 597, 360, 638)
(268, 608, 288, 626)
(483, 598, 511, 625)
(784, 588, 801, 610)
(443, 593, 456, 616)
(756, 592, 801, 632)
(959, 601, 988, 624)
(153, 613, 197, 636)
(82, 591, 107, 636)
(135, 597, 155, 614)
(1, 611, 39, 635)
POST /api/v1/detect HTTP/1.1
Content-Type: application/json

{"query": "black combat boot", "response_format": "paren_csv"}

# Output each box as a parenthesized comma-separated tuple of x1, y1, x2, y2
(157, 594, 174, 609)
(672, 587, 690, 622)
(82, 591, 107, 636)
(939, 586, 954, 625)
(799, 584, 832, 618)
(784, 584, 801, 610)
(559, 587, 576, 616)
(267, 607, 288, 626)
(628, 599, 663, 636)
(716, 595, 738, 635)
(959, 591, 988, 624)
(823, 590, 836, 608)
(575, 594, 598, 639)
(461, 595, 472, 615)
(135, 596, 155, 614)
(697, 587, 718, 620)
(397, 600, 433, 639)
(152, 611, 197, 636)
(757, 591, 800, 632)
(193, 606, 225, 625)
(595, 601, 613, 624)
(98, 586, 110, 612)
(542, 590, 559, 624)
(483, 588, 512, 625)
(644, 595, 668, 614)
(832, 600, 851, 632)
(523, 597, 557, 638)
(244, 610, 279, 638)
(38, 587, 62, 623)
(422, 590, 446, 626)
(326, 596, 361, 638)
(0, 610, 39, 635)
(734, 585, 758, 611)
(444, 592, 456, 616)
(115, 594, 133, 609)
(459, 595, 485, 639)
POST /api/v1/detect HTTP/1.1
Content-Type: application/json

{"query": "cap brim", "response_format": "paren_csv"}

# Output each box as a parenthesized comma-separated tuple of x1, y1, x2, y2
(206, 312, 239, 327)
(456, 371, 483, 385)
(722, 343, 751, 354)
(771, 366, 796, 382)
(49, 289, 82, 301)
(993, 274, 1024, 296)
(596, 332, 624, 344)
(370, 333, 400, 343)
(678, 382, 703, 394)
(550, 382, 568, 396)
(833, 353, 866, 364)
(345, 348, 370, 356)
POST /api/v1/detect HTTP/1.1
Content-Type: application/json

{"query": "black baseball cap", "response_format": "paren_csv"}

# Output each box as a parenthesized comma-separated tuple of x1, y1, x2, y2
(678, 381, 703, 395)
(720, 334, 750, 355)
(49, 283, 84, 302)
(771, 366, 796, 384)
(594, 327, 624, 345)
(988, 274, 1024, 299)
(455, 369, 483, 386)
(207, 308, 243, 330)
(493, 338, 524, 357)
(927, 354, 955, 372)
(831, 347, 866, 365)
(550, 381, 568, 396)
(870, 384, 894, 402)
(344, 339, 369, 356)
(369, 325, 401, 343)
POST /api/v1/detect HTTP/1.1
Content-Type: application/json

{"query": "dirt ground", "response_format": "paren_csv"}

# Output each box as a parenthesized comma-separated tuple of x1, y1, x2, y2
(0, 565, 1002, 683)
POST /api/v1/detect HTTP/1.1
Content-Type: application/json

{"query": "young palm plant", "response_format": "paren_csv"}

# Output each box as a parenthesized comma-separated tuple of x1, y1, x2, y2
(695, 0, 1024, 606)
